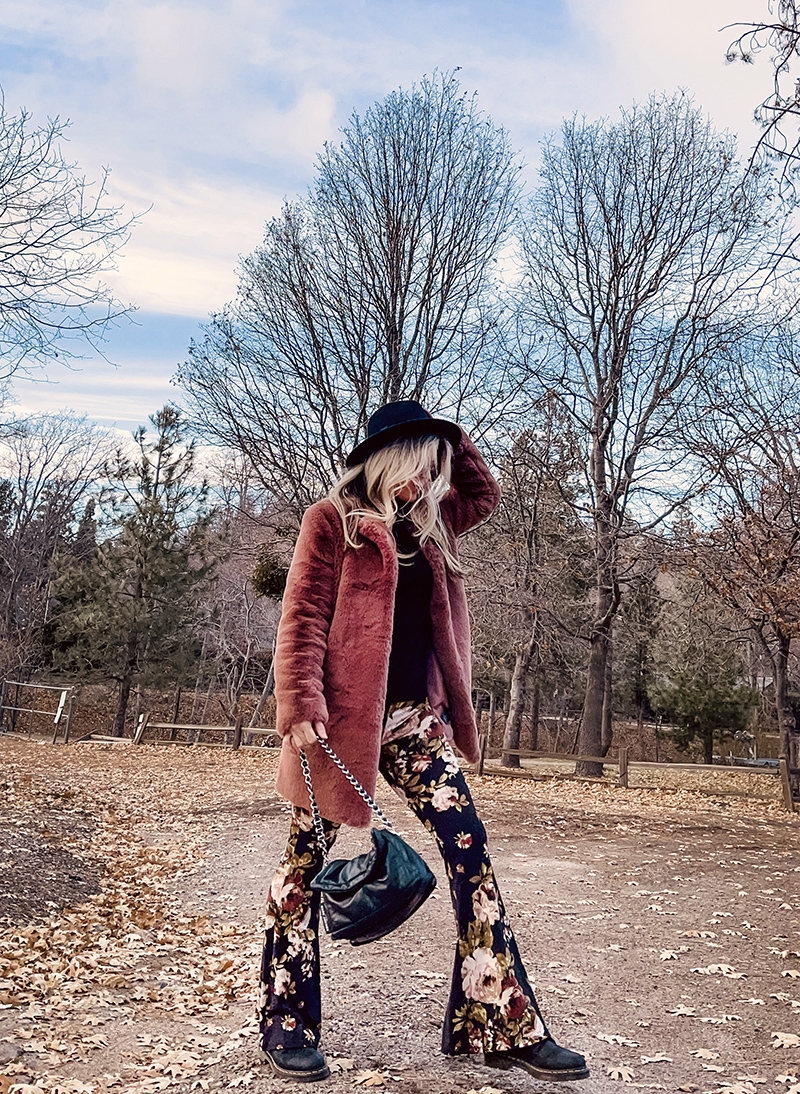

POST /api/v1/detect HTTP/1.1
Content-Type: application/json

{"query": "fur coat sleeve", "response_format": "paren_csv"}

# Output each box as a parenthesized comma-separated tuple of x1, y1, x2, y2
(273, 502, 341, 736)
(441, 433, 501, 536)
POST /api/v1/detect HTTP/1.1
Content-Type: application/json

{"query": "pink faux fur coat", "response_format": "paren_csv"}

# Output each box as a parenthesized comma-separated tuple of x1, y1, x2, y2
(273, 433, 500, 827)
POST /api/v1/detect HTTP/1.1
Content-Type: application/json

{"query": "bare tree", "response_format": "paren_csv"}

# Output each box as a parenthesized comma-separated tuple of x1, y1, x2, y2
(0, 92, 134, 400)
(176, 72, 524, 518)
(467, 398, 590, 766)
(680, 470, 800, 771)
(679, 323, 800, 784)
(726, 2, 800, 187)
(201, 503, 281, 722)
(519, 93, 781, 775)
(0, 411, 109, 676)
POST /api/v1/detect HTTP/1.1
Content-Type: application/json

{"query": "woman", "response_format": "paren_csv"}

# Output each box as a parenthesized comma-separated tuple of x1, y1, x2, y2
(258, 401, 589, 1085)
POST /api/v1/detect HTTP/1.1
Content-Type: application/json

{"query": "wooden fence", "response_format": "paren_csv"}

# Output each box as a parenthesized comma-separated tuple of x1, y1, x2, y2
(76, 712, 279, 749)
(477, 740, 630, 786)
(0, 680, 77, 743)
(477, 737, 795, 811)
(71, 713, 797, 813)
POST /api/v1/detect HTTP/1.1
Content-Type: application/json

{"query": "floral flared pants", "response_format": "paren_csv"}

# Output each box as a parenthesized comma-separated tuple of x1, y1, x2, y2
(258, 711, 548, 1056)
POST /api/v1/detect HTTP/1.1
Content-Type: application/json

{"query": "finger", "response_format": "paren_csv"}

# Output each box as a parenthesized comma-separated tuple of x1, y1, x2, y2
(314, 721, 328, 739)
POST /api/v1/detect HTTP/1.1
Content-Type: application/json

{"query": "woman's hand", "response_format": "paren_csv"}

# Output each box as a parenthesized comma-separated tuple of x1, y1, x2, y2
(286, 719, 328, 754)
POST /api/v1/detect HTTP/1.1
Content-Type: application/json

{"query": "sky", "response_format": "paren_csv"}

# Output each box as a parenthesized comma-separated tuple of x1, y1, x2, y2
(0, 0, 773, 436)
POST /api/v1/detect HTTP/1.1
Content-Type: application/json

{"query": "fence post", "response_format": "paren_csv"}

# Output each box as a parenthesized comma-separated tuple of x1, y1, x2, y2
(779, 755, 796, 812)
(232, 713, 244, 750)
(618, 746, 629, 789)
(63, 689, 76, 744)
(477, 730, 488, 775)
(133, 712, 150, 745)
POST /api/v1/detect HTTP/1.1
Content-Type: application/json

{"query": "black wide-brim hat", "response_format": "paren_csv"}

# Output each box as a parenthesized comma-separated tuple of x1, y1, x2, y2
(346, 400, 462, 467)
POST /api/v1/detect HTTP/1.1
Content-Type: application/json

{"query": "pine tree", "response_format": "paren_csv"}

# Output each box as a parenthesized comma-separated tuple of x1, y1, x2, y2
(647, 582, 757, 765)
(50, 407, 217, 736)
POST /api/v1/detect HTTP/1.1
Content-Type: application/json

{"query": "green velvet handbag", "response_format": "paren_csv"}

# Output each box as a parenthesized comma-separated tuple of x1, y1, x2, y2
(301, 740, 436, 945)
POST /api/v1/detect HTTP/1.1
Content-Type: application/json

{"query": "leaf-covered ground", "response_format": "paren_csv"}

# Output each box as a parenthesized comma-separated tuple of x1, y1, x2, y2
(0, 738, 798, 1094)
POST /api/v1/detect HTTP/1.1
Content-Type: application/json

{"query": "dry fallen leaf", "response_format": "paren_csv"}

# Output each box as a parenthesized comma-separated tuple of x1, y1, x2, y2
(607, 1066, 635, 1082)
(0, 734, 794, 1094)
(690, 1049, 719, 1059)
(329, 1059, 356, 1072)
(773, 1032, 800, 1049)
(596, 1033, 640, 1047)
(640, 1053, 672, 1064)
(689, 964, 746, 978)
(353, 1072, 386, 1088)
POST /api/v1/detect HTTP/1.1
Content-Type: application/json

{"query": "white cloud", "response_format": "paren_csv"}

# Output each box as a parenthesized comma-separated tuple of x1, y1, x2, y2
(564, 0, 768, 143)
(102, 173, 284, 314)
(243, 87, 337, 163)
(2, 0, 787, 422)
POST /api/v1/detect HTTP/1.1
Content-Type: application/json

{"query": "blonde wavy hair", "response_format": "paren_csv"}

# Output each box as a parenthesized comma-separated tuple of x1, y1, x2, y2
(329, 434, 463, 575)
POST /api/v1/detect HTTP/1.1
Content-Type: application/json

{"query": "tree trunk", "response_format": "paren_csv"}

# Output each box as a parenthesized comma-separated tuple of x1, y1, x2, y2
(529, 678, 540, 751)
(113, 679, 131, 738)
(577, 620, 612, 774)
(172, 685, 182, 724)
(190, 632, 209, 721)
(248, 652, 276, 729)
(773, 629, 800, 785)
(600, 629, 613, 756)
(703, 725, 714, 765)
(502, 654, 527, 768)
(133, 684, 143, 727)
(502, 623, 539, 767)
(113, 628, 140, 738)
(577, 487, 619, 777)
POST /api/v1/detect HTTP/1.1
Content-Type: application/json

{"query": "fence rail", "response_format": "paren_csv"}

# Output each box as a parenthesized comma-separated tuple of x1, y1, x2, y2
(476, 736, 794, 810)
(131, 713, 278, 749)
(23, 701, 797, 813)
(0, 680, 77, 743)
(477, 740, 630, 786)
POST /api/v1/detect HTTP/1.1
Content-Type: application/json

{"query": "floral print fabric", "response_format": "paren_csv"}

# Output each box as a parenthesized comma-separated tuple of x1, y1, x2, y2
(258, 704, 548, 1056)
(257, 808, 339, 1050)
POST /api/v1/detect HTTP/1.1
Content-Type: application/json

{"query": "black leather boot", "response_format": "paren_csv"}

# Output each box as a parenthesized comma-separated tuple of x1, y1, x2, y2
(484, 1037, 589, 1082)
(259, 1045, 331, 1082)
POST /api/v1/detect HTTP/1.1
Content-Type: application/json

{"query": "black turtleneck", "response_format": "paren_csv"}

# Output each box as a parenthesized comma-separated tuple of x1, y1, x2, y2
(385, 518, 434, 708)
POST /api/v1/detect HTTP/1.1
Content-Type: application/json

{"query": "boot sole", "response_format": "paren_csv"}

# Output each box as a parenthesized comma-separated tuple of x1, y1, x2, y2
(258, 1048, 331, 1082)
(485, 1053, 590, 1083)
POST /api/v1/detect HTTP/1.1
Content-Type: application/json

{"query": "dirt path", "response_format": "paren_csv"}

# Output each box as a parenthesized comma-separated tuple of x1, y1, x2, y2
(0, 738, 798, 1094)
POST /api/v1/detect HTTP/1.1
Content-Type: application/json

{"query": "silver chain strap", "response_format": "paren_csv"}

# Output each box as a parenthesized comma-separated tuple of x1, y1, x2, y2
(300, 738, 395, 864)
